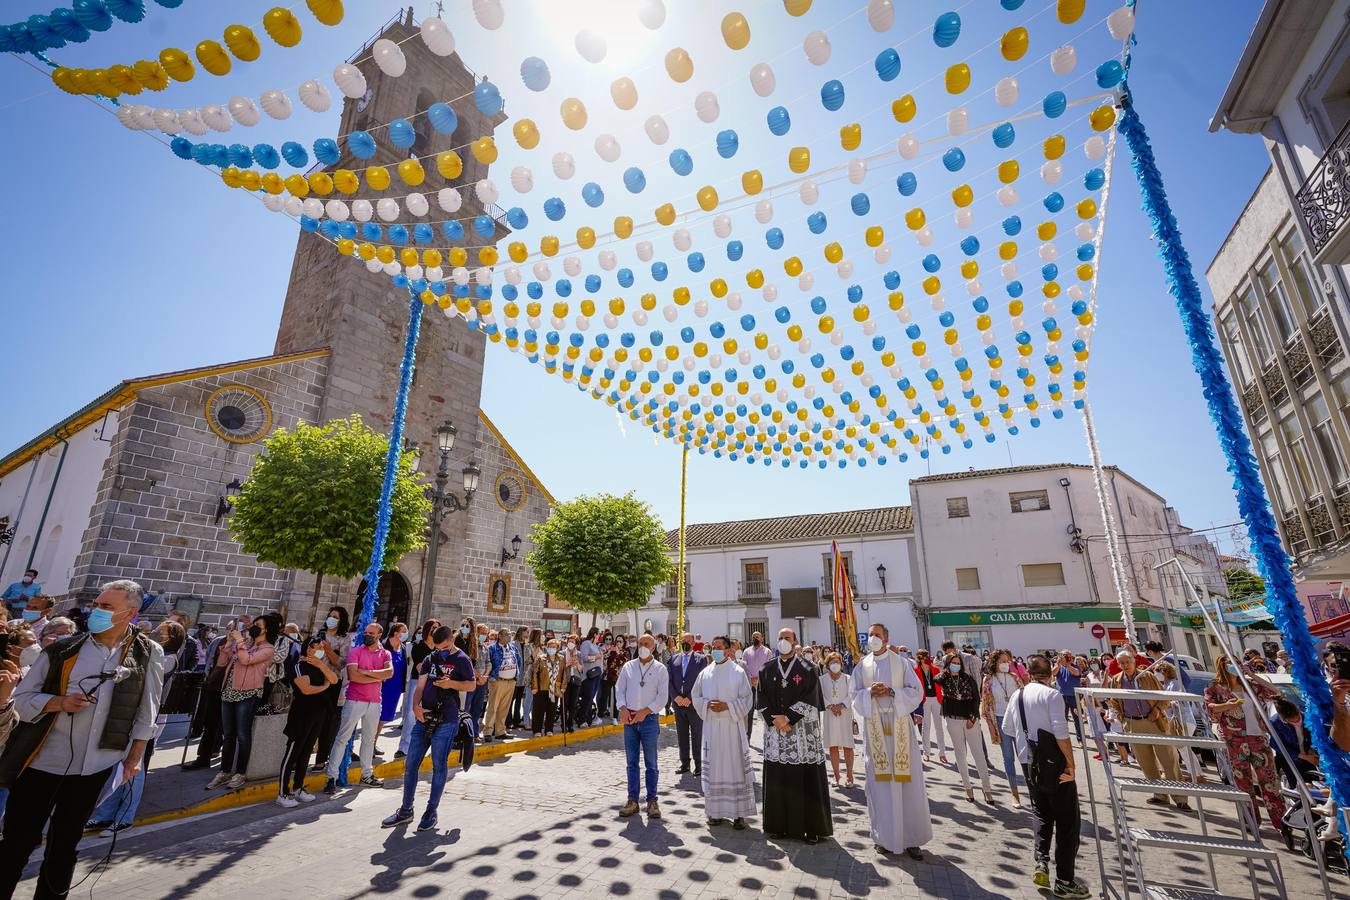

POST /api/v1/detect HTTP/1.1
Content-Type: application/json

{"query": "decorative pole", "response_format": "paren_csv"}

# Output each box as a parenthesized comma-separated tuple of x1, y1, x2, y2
(355, 288, 423, 635)
(1118, 94, 1350, 836)
(677, 444, 688, 637)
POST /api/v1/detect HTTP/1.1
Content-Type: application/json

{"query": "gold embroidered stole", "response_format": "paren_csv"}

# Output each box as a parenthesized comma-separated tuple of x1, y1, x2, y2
(862, 654, 912, 783)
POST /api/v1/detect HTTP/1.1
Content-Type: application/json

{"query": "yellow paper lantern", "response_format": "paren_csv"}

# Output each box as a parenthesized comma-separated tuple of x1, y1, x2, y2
(1037, 221, 1057, 241)
(912, 341, 926, 356)
(306, 0, 345, 26)
(952, 184, 974, 207)
(784, 257, 803, 276)
(512, 119, 540, 149)
(787, 324, 803, 341)
(478, 246, 499, 266)
(576, 226, 596, 249)
(905, 208, 926, 230)
(742, 169, 763, 195)
(423, 249, 443, 268)
(1076, 263, 1094, 281)
(824, 242, 843, 264)
(641, 293, 657, 311)
(365, 166, 391, 190)
(195, 39, 232, 76)
(397, 158, 425, 185)
(711, 278, 728, 298)
(865, 226, 884, 247)
(132, 59, 169, 90)
(470, 136, 498, 165)
(221, 167, 242, 189)
(746, 269, 765, 289)
(560, 97, 588, 130)
(1043, 135, 1066, 160)
(308, 172, 333, 194)
(540, 235, 560, 256)
(1077, 198, 1098, 219)
(1090, 105, 1117, 132)
(284, 173, 309, 196)
(263, 8, 303, 47)
(788, 146, 811, 173)
(721, 12, 751, 50)
(960, 260, 979, 279)
(655, 203, 676, 226)
(892, 94, 916, 123)
(696, 185, 719, 212)
(337, 238, 355, 256)
(400, 248, 419, 267)
(998, 160, 1020, 184)
(614, 216, 634, 239)
(665, 48, 694, 83)
(448, 247, 468, 267)
(508, 242, 528, 263)
(223, 24, 262, 61)
(332, 169, 358, 193)
(1001, 27, 1029, 61)
(945, 63, 971, 94)
(840, 123, 861, 151)
(887, 292, 904, 311)
(436, 150, 463, 180)
(923, 276, 941, 296)
(1057, 0, 1085, 24)
(783, 0, 812, 15)
(852, 305, 870, 323)
(376, 245, 395, 264)
(158, 47, 195, 82)
(105, 65, 140, 94)
(239, 170, 261, 192)
(261, 172, 284, 195)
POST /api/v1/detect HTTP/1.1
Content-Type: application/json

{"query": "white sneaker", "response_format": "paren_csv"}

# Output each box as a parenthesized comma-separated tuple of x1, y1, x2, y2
(205, 772, 231, 790)
(227, 773, 247, 790)
(294, 789, 316, 802)
(276, 794, 299, 809)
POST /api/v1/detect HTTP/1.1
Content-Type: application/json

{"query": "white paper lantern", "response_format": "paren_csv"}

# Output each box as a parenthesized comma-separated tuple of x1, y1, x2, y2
(867, 0, 895, 31)
(1067, 285, 1085, 301)
(151, 108, 180, 134)
(177, 108, 207, 135)
(502, 266, 520, 285)
(997, 186, 1019, 207)
(365, 258, 383, 273)
(1075, 221, 1096, 241)
(713, 215, 732, 238)
(873, 244, 891, 264)
(405, 265, 423, 281)
(227, 96, 259, 126)
(333, 64, 367, 99)
(420, 16, 455, 55)
(837, 260, 854, 278)
(325, 199, 350, 221)
(1001, 262, 1018, 280)
(673, 228, 692, 252)
(633, 310, 648, 326)
(376, 198, 400, 222)
(509, 166, 533, 193)
(803, 30, 831, 65)
(373, 39, 407, 77)
(594, 134, 621, 162)
(994, 77, 1019, 107)
(636, 241, 654, 262)
(762, 283, 778, 301)
(637, 0, 666, 30)
(749, 62, 775, 97)
(426, 266, 443, 283)
(694, 91, 720, 123)
(262, 194, 285, 212)
(575, 29, 607, 63)
(259, 90, 292, 120)
(1050, 45, 1077, 76)
(472, 0, 505, 30)
(598, 250, 617, 270)
(532, 261, 551, 280)
(799, 179, 819, 205)
(1085, 136, 1106, 160)
(693, 299, 708, 317)
(947, 107, 969, 137)
(798, 273, 815, 291)
(662, 305, 678, 322)
(450, 267, 469, 286)
(897, 134, 919, 160)
(438, 188, 462, 213)
(406, 192, 429, 217)
(302, 198, 324, 219)
(284, 197, 305, 217)
(475, 180, 499, 206)
(560, 256, 579, 277)
(644, 114, 670, 145)
(551, 152, 576, 180)
(916, 227, 934, 246)
(1041, 160, 1063, 184)
(848, 158, 867, 184)
(201, 104, 232, 132)
(474, 267, 492, 285)
(351, 199, 373, 222)
(1107, 7, 1135, 40)
(726, 291, 742, 310)
(954, 208, 973, 229)
(298, 79, 332, 112)
(755, 199, 774, 223)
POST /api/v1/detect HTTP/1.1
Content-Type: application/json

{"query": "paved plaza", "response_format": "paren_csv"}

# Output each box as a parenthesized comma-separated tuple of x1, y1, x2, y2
(17, 722, 1336, 899)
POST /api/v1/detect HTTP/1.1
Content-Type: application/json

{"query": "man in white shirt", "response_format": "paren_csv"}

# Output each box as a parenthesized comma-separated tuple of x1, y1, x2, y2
(1001, 655, 1087, 900)
(616, 633, 669, 819)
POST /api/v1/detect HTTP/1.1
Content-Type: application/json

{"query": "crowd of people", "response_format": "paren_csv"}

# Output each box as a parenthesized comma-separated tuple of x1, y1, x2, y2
(0, 576, 1347, 899)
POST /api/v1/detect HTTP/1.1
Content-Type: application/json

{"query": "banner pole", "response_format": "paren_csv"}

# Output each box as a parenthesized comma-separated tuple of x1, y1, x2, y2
(677, 445, 688, 638)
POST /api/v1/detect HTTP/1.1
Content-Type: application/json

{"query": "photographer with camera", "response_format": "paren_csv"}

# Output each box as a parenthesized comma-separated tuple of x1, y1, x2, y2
(382, 625, 476, 832)
(0, 579, 164, 898)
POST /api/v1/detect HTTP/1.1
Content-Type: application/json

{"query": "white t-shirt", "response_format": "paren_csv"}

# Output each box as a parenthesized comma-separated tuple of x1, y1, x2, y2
(1000, 681, 1069, 765)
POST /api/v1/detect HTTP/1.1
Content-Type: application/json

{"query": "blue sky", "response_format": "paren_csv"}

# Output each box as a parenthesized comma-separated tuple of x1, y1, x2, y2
(0, 1, 1270, 550)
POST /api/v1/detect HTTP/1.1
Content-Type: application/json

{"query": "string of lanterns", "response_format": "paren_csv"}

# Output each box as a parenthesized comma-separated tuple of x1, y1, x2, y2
(0, 0, 186, 55)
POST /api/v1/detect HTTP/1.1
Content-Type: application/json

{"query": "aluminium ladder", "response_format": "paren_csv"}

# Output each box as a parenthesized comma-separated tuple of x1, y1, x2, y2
(1076, 686, 1287, 900)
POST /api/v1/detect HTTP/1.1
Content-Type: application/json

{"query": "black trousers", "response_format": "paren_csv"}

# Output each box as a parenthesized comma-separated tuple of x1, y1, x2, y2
(508, 685, 526, 728)
(531, 690, 556, 733)
(191, 688, 223, 763)
(563, 682, 579, 732)
(313, 699, 342, 767)
(279, 711, 326, 796)
(1024, 769, 1080, 884)
(674, 703, 703, 770)
(0, 765, 115, 899)
(746, 685, 759, 740)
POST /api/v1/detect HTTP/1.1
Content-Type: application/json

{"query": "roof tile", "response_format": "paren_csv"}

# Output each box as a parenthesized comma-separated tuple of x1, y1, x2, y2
(666, 505, 912, 550)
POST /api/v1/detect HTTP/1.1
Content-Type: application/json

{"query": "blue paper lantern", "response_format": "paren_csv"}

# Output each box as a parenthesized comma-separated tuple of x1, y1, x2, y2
(622, 167, 646, 193)
(414, 223, 434, 244)
(1001, 0, 1026, 9)
(807, 211, 828, 234)
(767, 106, 791, 136)
(1077, 243, 1095, 262)
(106, 0, 144, 23)
(362, 223, 382, 241)
(520, 56, 550, 91)
(388, 119, 415, 149)
(934, 11, 961, 47)
(1002, 215, 1022, 236)
(337, 221, 357, 240)
(312, 137, 339, 165)
(443, 220, 464, 241)
(73, 0, 114, 32)
(766, 228, 785, 250)
(427, 102, 457, 134)
(280, 141, 308, 168)
(811, 296, 828, 315)
(474, 215, 494, 237)
(923, 255, 941, 273)
(507, 207, 528, 229)
(687, 252, 705, 273)
(1044, 192, 1065, 213)
(1041, 263, 1059, 282)
(727, 241, 744, 261)
(348, 130, 376, 159)
(820, 79, 845, 111)
(669, 148, 693, 175)
(942, 147, 966, 172)
(169, 136, 193, 160)
(581, 182, 605, 208)
(544, 197, 567, 220)
(1096, 59, 1124, 89)
(1043, 91, 1067, 119)
(847, 284, 863, 303)
(992, 122, 1016, 148)
(556, 280, 572, 298)
(875, 48, 900, 82)
(850, 193, 871, 216)
(618, 268, 635, 287)
(1084, 168, 1106, 191)
(884, 271, 901, 290)
(585, 274, 601, 293)
(474, 81, 503, 116)
(389, 224, 409, 244)
(960, 236, 980, 256)
(716, 129, 739, 159)
(896, 171, 918, 196)
(227, 143, 253, 168)
(973, 296, 989, 313)
(651, 262, 668, 281)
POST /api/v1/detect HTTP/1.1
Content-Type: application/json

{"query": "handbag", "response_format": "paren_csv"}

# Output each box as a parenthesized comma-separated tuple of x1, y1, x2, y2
(1018, 688, 1067, 793)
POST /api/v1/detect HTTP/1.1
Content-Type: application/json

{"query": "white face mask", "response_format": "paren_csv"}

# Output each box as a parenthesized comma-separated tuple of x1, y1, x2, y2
(828, 663, 842, 674)
(314, 650, 325, 661)
(777, 638, 793, 654)
(567, 642, 576, 651)
(637, 645, 652, 660)
(867, 635, 884, 653)
(998, 662, 1011, 674)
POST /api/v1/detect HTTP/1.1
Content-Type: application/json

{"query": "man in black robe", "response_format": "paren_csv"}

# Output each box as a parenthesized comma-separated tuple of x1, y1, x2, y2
(756, 627, 833, 844)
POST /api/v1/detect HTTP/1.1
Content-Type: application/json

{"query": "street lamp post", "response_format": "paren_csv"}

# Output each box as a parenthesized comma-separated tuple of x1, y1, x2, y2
(417, 420, 481, 627)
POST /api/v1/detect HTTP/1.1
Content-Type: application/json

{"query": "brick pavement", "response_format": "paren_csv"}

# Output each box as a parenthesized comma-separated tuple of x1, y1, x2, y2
(20, 723, 1339, 899)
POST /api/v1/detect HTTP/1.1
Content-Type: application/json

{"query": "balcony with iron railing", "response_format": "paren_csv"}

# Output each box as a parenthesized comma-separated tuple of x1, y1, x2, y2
(819, 573, 857, 598)
(660, 581, 689, 609)
(1295, 117, 1350, 267)
(737, 578, 772, 603)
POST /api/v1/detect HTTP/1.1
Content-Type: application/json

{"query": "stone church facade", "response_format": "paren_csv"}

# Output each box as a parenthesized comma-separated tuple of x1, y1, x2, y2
(0, 12, 571, 635)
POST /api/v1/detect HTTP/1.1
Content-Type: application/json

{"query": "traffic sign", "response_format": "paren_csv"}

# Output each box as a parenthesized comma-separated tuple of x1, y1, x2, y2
(1090, 623, 1106, 639)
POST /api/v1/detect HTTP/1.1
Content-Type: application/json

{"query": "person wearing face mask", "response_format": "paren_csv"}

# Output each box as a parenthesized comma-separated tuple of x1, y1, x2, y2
(532, 638, 565, 735)
(616, 634, 669, 818)
(322, 622, 393, 794)
(667, 631, 708, 777)
(1203, 654, 1288, 838)
(1, 571, 41, 621)
(275, 636, 338, 808)
(485, 629, 521, 742)
(377, 623, 410, 756)
(311, 606, 352, 772)
(398, 619, 441, 759)
(691, 636, 754, 828)
(757, 627, 832, 845)
(936, 649, 993, 804)
(14, 595, 52, 641)
(913, 650, 948, 764)
(820, 651, 856, 788)
(849, 624, 929, 858)
(561, 635, 583, 733)
(981, 649, 1027, 809)
(742, 632, 772, 743)
(0, 580, 164, 899)
(206, 615, 276, 790)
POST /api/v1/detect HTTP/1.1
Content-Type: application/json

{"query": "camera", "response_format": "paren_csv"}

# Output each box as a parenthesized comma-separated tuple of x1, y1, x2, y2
(421, 708, 443, 730)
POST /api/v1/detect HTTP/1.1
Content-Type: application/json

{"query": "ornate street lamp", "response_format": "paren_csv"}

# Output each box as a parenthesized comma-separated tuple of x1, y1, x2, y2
(417, 419, 480, 625)
(500, 534, 522, 566)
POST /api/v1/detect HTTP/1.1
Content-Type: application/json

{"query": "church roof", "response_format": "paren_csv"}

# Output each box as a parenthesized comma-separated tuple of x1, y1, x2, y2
(0, 348, 331, 479)
(666, 505, 913, 550)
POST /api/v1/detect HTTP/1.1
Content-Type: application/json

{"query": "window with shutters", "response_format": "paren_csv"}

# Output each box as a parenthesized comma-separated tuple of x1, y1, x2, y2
(955, 567, 981, 591)
(946, 496, 970, 518)
(1008, 489, 1050, 513)
(1021, 563, 1066, 587)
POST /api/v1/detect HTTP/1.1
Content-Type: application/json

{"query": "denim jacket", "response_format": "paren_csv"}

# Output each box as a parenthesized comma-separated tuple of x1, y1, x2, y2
(488, 642, 522, 680)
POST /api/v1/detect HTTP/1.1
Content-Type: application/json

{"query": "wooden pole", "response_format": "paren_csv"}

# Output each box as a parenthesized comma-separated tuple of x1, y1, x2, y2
(677, 445, 688, 637)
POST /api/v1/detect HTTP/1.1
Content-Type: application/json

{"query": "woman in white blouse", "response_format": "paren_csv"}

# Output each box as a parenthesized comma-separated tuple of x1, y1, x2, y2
(820, 651, 856, 787)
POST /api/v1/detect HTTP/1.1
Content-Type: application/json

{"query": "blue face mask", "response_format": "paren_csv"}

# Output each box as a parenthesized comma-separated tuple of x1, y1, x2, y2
(460, 625, 470, 634)
(324, 617, 338, 630)
(711, 649, 726, 663)
(949, 663, 962, 674)
(21, 610, 41, 622)
(86, 608, 117, 634)
(1226, 664, 1240, 676)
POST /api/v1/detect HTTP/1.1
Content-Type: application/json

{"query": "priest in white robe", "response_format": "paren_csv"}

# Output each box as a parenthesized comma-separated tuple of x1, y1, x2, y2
(691, 636, 756, 828)
(850, 622, 932, 860)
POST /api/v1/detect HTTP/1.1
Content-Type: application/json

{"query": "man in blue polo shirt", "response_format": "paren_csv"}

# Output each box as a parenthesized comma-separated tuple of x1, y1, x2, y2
(1, 570, 41, 619)
(1053, 650, 1084, 741)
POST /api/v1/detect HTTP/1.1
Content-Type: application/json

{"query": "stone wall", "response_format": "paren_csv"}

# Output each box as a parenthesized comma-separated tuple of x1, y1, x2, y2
(68, 355, 329, 625)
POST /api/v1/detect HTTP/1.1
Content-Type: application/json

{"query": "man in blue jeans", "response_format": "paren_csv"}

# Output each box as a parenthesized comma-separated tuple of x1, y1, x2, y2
(616, 633, 669, 819)
(382, 625, 477, 832)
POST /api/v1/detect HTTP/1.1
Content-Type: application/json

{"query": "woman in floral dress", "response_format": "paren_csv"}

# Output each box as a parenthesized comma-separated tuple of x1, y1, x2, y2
(1204, 654, 1287, 837)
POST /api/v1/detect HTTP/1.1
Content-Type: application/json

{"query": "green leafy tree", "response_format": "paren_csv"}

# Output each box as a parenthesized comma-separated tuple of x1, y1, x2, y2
(1224, 566, 1266, 602)
(229, 415, 430, 628)
(527, 493, 673, 629)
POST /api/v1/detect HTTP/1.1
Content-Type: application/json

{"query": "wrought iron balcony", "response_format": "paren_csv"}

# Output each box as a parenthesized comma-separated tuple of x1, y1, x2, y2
(737, 578, 772, 602)
(661, 582, 690, 609)
(1296, 118, 1350, 266)
(819, 573, 857, 598)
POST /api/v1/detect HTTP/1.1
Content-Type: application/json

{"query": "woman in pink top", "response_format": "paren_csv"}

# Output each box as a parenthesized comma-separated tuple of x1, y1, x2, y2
(207, 616, 275, 790)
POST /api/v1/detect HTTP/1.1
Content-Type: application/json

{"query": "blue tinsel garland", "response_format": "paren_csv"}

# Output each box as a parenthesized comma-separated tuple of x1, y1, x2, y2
(355, 288, 423, 636)
(1118, 98, 1349, 837)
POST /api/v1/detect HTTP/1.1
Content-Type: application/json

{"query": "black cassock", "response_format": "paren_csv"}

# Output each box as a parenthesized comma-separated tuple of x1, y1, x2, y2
(756, 654, 833, 839)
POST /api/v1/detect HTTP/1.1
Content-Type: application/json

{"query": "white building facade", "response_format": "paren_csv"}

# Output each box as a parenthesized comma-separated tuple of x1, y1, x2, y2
(632, 507, 921, 649)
